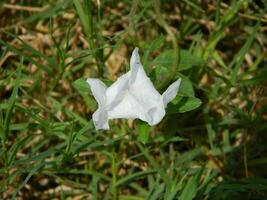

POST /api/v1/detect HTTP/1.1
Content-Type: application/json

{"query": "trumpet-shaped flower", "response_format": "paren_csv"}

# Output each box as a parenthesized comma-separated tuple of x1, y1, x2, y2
(87, 48, 181, 130)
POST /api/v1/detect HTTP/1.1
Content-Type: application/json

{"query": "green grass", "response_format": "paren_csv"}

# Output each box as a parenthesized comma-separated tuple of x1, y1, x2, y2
(0, 0, 267, 199)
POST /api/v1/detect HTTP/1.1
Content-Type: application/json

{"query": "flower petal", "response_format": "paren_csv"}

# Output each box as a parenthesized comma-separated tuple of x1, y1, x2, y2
(86, 78, 109, 129)
(129, 48, 149, 85)
(107, 47, 153, 121)
(128, 48, 166, 125)
(106, 73, 129, 108)
(108, 91, 139, 119)
(129, 79, 165, 125)
(162, 78, 181, 107)
(130, 48, 141, 71)
(86, 78, 107, 106)
(93, 108, 109, 130)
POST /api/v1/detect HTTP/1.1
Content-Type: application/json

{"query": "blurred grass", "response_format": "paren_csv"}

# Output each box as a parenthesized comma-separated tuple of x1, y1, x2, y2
(0, 0, 267, 199)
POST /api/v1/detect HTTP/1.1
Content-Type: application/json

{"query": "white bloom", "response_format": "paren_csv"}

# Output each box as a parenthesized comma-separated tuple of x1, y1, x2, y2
(87, 48, 181, 130)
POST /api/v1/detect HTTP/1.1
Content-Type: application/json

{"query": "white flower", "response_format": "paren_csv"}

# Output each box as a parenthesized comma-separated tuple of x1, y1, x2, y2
(87, 48, 181, 130)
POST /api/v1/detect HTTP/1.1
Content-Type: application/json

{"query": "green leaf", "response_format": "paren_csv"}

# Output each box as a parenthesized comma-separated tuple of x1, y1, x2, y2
(11, 162, 45, 200)
(137, 122, 150, 144)
(167, 96, 202, 113)
(72, 78, 91, 93)
(152, 50, 173, 73)
(73, 0, 92, 36)
(7, 135, 33, 167)
(116, 169, 156, 187)
(240, 67, 267, 85)
(179, 78, 195, 97)
(5, 31, 57, 68)
(0, 33, 53, 75)
(230, 21, 260, 84)
(146, 181, 165, 200)
(72, 78, 96, 109)
(152, 49, 203, 72)
(179, 169, 202, 200)
(179, 50, 204, 70)
(145, 34, 164, 53)
(2, 65, 21, 141)
(15, 148, 58, 165)
(22, 0, 71, 25)
(180, 0, 204, 12)
(9, 123, 29, 131)
(144, 34, 165, 70)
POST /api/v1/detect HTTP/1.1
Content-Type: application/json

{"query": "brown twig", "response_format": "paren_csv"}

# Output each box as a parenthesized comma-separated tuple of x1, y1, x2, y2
(3, 3, 47, 12)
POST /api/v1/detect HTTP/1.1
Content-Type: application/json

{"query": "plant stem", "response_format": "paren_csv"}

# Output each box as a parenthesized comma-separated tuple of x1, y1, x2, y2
(111, 151, 118, 200)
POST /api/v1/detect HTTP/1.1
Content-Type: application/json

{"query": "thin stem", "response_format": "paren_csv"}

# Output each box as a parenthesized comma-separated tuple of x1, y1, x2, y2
(243, 131, 249, 178)
(111, 151, 118, 200)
